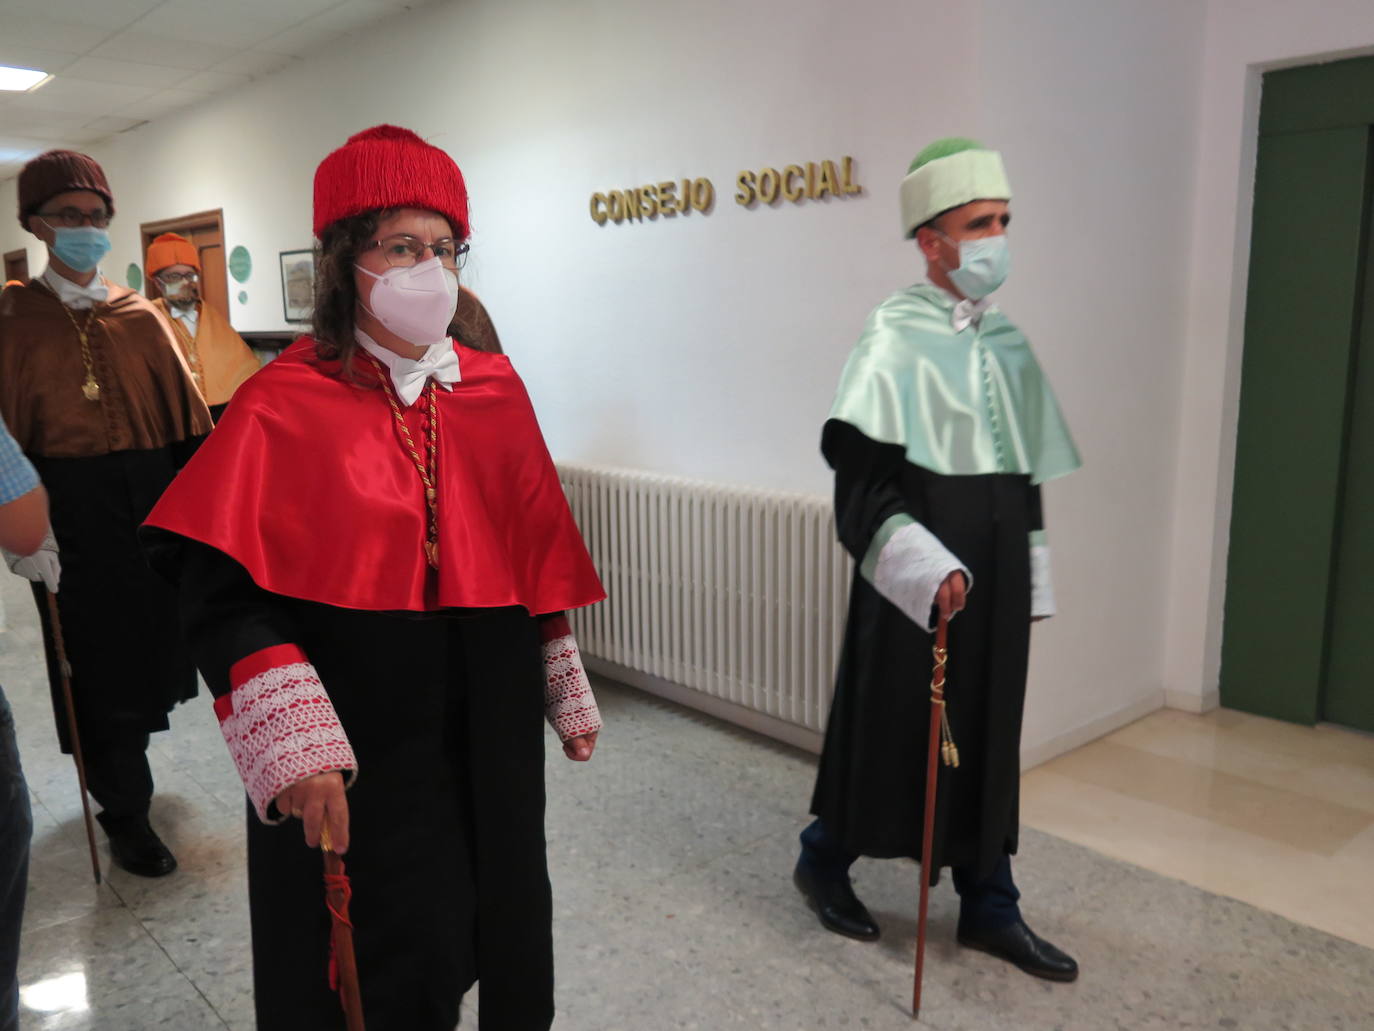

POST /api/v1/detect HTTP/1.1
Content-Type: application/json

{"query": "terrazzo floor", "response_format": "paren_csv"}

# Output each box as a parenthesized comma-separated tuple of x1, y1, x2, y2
(2, 571, 1371, 1030)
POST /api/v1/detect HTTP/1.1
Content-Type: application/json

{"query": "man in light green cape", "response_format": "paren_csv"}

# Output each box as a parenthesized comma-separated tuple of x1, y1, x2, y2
(795, 138, 1082, 983)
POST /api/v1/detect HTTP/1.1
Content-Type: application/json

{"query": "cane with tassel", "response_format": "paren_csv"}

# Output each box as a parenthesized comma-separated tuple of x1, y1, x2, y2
(44, 590, 102, 885)
(913, 615, 957, 1020)
(320, 824, 365, 1031)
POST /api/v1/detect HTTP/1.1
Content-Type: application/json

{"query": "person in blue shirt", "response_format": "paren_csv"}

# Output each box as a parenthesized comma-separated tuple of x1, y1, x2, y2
(0, 407, 50, 1031)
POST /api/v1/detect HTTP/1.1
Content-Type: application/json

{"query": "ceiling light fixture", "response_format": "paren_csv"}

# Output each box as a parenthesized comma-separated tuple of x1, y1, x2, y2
(0, 65, 52, 92)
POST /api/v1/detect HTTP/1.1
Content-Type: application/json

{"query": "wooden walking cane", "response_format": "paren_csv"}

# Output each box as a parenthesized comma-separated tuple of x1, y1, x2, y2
(320, 825, 365, 1031)
(44, 591, 102, 885)
(913, 615, 957, 1020)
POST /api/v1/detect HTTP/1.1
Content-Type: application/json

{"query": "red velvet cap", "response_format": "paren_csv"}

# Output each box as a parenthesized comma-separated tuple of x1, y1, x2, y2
(312, 125, 469, 240)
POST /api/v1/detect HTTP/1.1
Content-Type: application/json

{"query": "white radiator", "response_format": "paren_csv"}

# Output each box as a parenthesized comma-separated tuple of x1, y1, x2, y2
(557, 463, 853, 751)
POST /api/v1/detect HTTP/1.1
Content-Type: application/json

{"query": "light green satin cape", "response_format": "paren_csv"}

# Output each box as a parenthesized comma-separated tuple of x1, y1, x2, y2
(829, 283, 1080, 485)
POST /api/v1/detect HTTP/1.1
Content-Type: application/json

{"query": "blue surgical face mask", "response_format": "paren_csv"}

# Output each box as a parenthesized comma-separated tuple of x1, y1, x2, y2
(938, 233, 1010, 300)
(44, 223, 112, 273)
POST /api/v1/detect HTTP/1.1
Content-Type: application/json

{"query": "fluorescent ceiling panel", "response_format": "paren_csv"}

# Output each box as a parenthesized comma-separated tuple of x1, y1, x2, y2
(0, 66, 50, 92)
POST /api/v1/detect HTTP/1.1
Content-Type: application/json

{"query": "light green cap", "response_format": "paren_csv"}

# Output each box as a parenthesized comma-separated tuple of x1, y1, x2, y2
(899, 136, 1011, 239)
(907, 137, 985, 175)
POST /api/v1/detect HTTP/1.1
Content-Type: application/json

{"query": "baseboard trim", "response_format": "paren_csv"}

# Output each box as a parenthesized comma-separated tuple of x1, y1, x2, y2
(1020, 690, 1164, 772)
(583, 656, 825, 755)
(587, 656, 1174, 769)
(1164, 688, 1221, 714)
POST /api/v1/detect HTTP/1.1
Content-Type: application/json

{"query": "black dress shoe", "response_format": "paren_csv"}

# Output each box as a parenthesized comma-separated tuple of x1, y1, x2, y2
(957, 919, 1078, 982)
(793, 860, 880, 941)
(99, 814, 178, 878)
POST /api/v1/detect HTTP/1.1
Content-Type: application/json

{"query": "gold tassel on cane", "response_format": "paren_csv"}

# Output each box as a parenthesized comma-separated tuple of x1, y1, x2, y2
(930, 641, 959, 768)
(914, 616, 955, 1019)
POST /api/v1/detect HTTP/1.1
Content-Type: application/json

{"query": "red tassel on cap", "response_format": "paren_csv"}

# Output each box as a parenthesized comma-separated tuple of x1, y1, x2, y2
(312, 124, 470, 240)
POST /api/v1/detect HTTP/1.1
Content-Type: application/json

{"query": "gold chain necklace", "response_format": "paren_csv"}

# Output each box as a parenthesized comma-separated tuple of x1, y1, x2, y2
(366, 353, 441, 569)
(166, 308, 205, 392)
(53, 302, 101, 402)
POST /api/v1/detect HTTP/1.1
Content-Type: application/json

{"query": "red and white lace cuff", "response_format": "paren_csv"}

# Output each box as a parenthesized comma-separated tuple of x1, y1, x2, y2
(214, 644, 358, 823)
(539, 616, 602, 742)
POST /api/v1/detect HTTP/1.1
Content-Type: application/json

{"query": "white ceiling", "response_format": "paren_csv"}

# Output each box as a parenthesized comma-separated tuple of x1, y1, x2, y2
(0, 0, 436, 181)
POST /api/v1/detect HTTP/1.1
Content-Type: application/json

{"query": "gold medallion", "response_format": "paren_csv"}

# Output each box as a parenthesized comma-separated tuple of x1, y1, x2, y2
(82, 378, 100, 402)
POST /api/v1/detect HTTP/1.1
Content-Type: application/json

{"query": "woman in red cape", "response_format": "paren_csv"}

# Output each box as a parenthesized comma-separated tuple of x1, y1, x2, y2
(142, 125, 605, 1030)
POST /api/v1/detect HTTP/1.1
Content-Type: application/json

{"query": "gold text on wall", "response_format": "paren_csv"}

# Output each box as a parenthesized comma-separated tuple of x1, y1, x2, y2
(590, 157, 862, 226)
(590, 178, 714, 225)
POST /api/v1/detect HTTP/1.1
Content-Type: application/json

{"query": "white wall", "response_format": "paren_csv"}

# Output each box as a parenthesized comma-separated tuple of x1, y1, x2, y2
(982, 0, 1205, 763)
(1163, 1, 1374, 713)
(2, 0, 983, 495)
(0, 0, 1212, 763)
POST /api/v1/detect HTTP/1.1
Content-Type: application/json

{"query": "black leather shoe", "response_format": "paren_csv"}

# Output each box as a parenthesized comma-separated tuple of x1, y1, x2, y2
(793, 860, 880, 941)
(958, 919, 1078, 981)
(99, 814, 178, 878)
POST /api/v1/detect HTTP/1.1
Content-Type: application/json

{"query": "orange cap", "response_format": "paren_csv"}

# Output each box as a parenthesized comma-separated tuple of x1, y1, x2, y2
(146, 232, 200, 275)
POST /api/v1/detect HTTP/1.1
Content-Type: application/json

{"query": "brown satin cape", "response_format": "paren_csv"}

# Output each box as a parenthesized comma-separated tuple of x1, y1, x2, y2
(451, 286, 503, 354)
(0, 278, 212, 458)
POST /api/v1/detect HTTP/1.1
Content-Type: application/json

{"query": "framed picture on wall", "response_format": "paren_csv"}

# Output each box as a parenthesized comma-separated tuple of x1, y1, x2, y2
(279, 249, 315, 323)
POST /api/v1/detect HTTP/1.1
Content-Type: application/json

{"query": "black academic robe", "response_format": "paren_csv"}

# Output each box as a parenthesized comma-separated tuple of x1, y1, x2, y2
(137, 337, 603, 1030)
(809, 419, 1042, 884)
(31, 448, 202, 752)
(148, 538, 555, 1031)
(0, 279, 212, 753)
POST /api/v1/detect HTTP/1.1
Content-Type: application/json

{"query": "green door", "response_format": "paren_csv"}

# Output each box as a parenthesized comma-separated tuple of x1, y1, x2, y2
(1323, 183, 1374, 731)
(1220, 55, 1374, 731)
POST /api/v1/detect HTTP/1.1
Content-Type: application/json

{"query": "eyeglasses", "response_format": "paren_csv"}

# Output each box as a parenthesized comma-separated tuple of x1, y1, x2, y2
(38, 207, 111, 229)
(157, 271, 199, 284)
(365, 234, 469, 271)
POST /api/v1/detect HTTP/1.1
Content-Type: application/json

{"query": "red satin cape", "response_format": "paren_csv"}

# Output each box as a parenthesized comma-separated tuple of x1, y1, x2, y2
(145, 338, 604, 614)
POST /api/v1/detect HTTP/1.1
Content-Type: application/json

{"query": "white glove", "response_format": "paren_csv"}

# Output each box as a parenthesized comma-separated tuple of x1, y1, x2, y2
(5, 530, 60, 593)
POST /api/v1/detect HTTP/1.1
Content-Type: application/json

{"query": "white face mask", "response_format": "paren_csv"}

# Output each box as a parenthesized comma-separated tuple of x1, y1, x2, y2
(934, 231, 1010, 300)
(355, 256, 459, 346)
(160, 280, 197, 307)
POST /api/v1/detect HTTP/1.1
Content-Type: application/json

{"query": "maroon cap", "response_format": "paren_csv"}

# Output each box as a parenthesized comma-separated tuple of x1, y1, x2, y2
(17, 150, 115, 231)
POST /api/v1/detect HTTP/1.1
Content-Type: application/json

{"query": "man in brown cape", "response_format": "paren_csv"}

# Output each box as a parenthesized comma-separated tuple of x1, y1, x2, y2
(0, 149, 212, 877)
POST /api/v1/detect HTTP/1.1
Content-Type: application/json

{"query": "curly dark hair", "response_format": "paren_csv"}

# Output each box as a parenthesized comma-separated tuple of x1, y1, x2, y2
(310, 209, 389, 370)
(310, 208, 501, 375)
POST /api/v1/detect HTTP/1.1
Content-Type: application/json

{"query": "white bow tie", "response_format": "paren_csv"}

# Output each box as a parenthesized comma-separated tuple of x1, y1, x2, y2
(41, 267, 108, 311)
(391, 347, 462, 406)
(355, 330, 462, 406)
(952, 298, 992, 333)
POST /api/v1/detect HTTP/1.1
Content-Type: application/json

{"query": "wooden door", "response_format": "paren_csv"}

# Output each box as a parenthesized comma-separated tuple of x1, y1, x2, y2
(192, 229, 229, 318)
(3, 249, 27, 283)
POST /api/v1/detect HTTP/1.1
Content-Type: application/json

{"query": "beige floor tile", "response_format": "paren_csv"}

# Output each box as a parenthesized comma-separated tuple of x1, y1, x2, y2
(1023, 710, 1374, 950)
(1104, 709, 1374, 813)
(1041, 739, 1372, 854)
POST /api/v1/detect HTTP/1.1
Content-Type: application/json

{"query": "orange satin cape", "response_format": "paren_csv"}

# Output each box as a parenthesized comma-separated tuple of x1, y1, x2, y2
(153, 298, 262, 406)
(144, 338, 605, 615)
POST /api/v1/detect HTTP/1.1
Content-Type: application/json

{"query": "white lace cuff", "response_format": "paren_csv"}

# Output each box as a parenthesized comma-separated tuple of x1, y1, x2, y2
(542, 631, 602, 742)
(1030, 543, 1055, 619)
(215, 644, 357, 823)
(864, 515, 971, 632)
